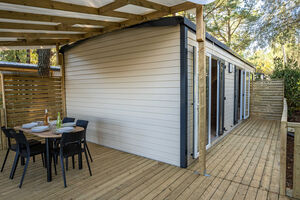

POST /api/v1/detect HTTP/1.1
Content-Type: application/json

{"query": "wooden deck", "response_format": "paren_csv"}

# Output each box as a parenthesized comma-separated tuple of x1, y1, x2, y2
(0, 118, 290, 199)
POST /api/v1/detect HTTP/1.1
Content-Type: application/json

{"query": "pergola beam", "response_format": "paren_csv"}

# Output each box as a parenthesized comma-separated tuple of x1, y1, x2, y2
(0, 32, 84, 39)
(98, 0, 128, 14)
(0, 0, 141, 20)
(0, 22, 102, 33)
(0, 1, 199, 48)
(171, 2, 197, 13)
(127, 0, 170, 12)
(98, 0, 144, 21)
(0, 10, 119, 27)
(0, 39, 70, 46)
(101, 2, 197, 35)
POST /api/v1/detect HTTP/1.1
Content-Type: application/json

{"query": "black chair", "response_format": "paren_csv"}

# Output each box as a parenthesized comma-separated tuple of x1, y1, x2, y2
(62, 117, 75, 124)
(59, 131, 92, 187)
(10, 131, 45, 188)
(53, 117, 75, 170)
(1, 127, 41, 173)
(76, 120, 93, 162)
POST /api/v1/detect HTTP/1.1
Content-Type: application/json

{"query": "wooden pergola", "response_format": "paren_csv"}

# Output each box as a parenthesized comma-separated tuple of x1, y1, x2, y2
(0, 0, 215, 174)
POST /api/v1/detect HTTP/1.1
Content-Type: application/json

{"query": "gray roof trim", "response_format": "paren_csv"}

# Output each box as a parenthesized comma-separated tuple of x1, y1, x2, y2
(0, 61, 60, 71)
(60, 16, 255, 69)
(181, 17, 255, 69)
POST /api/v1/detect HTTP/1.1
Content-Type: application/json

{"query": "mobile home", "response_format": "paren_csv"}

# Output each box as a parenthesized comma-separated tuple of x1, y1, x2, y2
(61, 17, 255, 168)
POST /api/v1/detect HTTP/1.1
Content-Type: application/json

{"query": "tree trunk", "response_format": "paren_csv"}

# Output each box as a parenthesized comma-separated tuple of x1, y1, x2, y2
(227, 9, 231, 46)
(26, 49, 30, 64)
(15, 50, 20, 62)
(281, 45, 287, 68)
(37, 49, 51, 77)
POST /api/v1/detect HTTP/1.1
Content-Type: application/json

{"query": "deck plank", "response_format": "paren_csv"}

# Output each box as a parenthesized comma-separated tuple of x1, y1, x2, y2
(0, 118, 284, 200)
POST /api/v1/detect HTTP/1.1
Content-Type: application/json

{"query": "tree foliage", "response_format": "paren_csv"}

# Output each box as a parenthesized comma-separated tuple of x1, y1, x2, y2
(271, 57, 300, 117)
(204, 0, 260, 54)
(255, 0, 299, 47)
(248, 49, 274, 75)
(0, 49, 58, 66)
(249, 0, 299, 72)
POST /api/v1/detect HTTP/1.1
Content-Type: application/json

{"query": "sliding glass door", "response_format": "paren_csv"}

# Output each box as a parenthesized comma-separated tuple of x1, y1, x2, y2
(217, 61, 225, 136)
(240, 70, 244, 120)
(240, 70, 250, 120)
(234, 66, 239, 125)
(244, 71, 250, 119)
(206, 54, 225, 148)
(206, 54, 211, 149)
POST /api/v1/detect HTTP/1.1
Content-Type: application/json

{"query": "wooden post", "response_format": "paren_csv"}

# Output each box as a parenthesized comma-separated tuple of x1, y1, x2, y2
(0, 73, 7, 150)
(196, 5, 206, 175)
(58, 52, 66, 118)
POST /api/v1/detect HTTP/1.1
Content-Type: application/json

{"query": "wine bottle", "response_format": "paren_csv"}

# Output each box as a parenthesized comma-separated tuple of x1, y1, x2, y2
(57, 112, 61, 129)
(44, 109, 49, 125)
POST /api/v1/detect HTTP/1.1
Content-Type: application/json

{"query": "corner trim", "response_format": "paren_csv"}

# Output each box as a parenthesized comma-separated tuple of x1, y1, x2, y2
(180, 24, 188, 168)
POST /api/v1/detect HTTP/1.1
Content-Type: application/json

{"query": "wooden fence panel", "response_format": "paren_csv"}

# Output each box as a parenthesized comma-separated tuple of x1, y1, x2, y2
(251, 80, 284, 120)
(2, 74, 63, 129)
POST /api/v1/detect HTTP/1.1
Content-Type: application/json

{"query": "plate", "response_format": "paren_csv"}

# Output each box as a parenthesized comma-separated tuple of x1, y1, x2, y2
(56, 127, 75, 134)
(22, 122, 38, 129)
(31, 126, 49, 133)
(62, 122, 76, 127)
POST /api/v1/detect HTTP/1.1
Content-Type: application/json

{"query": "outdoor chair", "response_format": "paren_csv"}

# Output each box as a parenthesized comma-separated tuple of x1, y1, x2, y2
(76, 120, 93, 162)
(62, 117, 75, 124)
(59, 131, 92, 187)
(52, 117, 75, 170)
(10, 131, 46, 188)
(1, 127, 42, 173)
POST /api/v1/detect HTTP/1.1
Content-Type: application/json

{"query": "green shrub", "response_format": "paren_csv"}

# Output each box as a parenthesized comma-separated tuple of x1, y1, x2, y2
(271, 57, 300, 117)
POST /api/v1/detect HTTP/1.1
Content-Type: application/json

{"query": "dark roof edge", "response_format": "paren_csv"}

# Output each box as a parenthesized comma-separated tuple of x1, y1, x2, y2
(181, 17, 255, 69)
(60, 16, 255, 69)
(0, 61, 60, 71)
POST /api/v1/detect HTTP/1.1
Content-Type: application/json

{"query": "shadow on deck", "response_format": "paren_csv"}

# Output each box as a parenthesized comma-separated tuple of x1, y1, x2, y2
(0, 118, 290, 200)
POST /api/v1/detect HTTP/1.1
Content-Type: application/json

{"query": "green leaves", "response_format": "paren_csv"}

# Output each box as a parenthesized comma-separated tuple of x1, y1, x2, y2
(204, 0, 260, 54)
(271, 57, 300, 117)
(255, 0, 299, 47)
(0, 48, 58, 66)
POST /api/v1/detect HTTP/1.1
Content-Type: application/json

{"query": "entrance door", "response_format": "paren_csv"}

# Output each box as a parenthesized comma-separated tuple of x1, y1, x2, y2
(193, 46, 199, 158)
(240, 70, 245, 120)
(206, 56, 225, 147)
(217, 61, 225, 136)
(234, 67, 241, 124)
(240, 69, 251, 120)
(187, 45, 199, 164)
(244, 71, 250, 119)
(206, 54, 212, 149)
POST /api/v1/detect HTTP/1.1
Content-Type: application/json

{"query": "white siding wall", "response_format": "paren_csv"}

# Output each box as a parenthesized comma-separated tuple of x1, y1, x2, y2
(64, 26, 181, 166)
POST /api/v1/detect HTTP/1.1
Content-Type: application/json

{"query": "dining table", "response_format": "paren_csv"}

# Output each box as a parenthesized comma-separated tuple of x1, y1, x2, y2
(14, 126, 84, 182)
